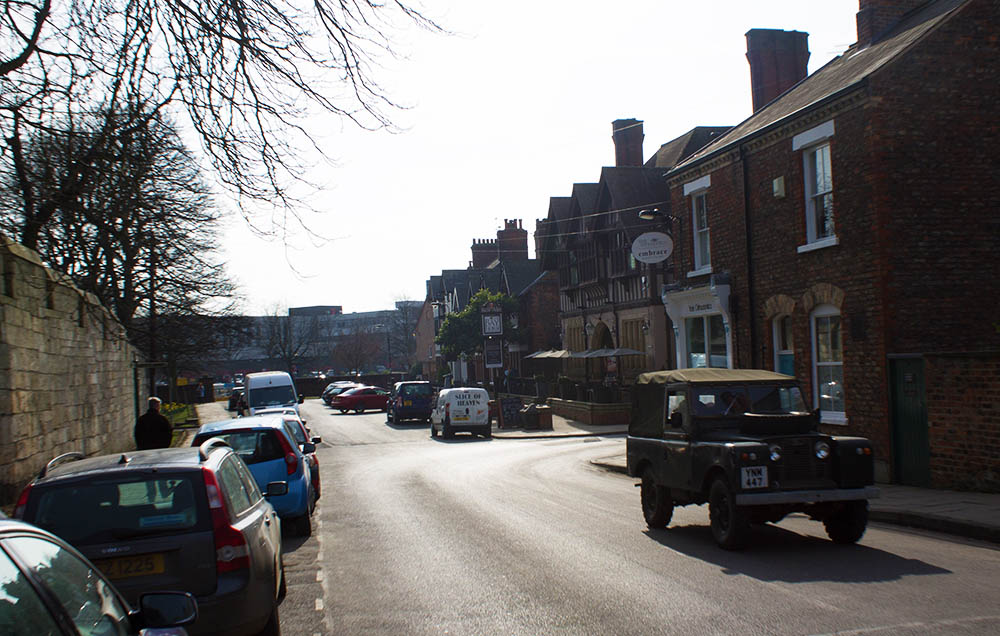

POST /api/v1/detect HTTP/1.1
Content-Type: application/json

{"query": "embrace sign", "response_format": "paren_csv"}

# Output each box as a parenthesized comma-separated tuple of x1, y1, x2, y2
(632, 232, 673, 264)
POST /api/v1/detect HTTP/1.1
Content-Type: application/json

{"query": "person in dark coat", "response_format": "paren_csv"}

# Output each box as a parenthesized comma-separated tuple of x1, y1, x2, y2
(135, 397, 173, 450)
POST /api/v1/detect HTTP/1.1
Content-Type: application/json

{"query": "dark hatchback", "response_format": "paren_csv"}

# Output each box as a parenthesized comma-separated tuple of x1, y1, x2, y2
(0, 515, 197, 635)
(386, 381, 434, 423)
(14, 441, 287, 636)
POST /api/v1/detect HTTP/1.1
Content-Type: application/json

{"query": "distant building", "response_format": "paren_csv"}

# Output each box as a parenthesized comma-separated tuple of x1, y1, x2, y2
(289, 305, 342, 316)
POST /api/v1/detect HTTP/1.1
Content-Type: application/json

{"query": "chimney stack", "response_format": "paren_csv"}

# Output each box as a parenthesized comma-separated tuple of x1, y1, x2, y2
(612, 119, 644, 167)
(745, 29, 810, 113)
(497, 219, 528, 263)
(470, 237, 497, 269)
(856, 0, 926, 47)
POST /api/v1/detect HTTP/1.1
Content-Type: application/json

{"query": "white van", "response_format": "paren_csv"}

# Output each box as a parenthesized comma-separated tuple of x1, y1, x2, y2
(430, 387, 491, 439)
(242, 371, 304, 417)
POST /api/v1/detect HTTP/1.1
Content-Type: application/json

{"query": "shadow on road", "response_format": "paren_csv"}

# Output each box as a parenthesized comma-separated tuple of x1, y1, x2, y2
(643, 517, 951, 583)
(430, 435, 492, 443)
(384, 420, 430, 431)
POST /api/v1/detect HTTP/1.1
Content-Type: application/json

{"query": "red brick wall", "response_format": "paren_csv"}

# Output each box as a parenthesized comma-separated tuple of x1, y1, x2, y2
(520, 271, 560, 352)
(868, 0, 1000, 354)
(667, 159, 754, 364)
(925, 353, 1000, 491)
(744, 101, 891, 452)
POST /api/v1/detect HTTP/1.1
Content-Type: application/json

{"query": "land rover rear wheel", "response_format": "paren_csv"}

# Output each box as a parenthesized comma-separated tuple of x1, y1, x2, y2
(824, 500, 869, 544)
(641, 468, 672, 529)
(709, 477, 750, 550)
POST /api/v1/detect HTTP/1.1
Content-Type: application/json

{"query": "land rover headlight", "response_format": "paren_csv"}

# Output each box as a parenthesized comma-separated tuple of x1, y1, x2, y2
(815, 441, 831, 459)
(768, 444, 782, 462)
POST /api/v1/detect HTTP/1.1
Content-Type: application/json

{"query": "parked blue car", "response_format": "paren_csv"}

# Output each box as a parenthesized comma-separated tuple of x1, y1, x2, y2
(193, 415, 316, 536)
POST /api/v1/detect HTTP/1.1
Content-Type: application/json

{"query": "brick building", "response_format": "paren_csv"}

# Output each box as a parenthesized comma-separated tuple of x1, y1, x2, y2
(658, 0, 998, 489)
(534, 120, 729, 384)
(417, 220, 559, 383)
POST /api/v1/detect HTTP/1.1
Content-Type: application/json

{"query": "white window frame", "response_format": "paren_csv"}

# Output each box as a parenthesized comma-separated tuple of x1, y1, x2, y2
(810, 304, 846, 425)
(683, 175, 712, 277)
(691, 191, 711, 272)
(794, 121, 838, 253)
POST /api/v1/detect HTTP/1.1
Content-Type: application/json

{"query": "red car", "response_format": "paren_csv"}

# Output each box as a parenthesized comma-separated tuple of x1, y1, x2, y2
(331, 386, 390, 414)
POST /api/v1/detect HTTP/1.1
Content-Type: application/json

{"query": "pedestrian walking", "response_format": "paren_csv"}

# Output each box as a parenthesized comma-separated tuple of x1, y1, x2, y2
(135, 396, 173, 450)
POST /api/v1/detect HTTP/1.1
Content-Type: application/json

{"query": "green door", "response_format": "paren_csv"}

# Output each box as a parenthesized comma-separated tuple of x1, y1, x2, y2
(889, 358, 930, 486)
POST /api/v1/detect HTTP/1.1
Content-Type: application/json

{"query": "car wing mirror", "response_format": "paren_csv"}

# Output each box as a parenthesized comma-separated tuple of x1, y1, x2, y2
(265, 481, 289, 497)
(298, 393, 305, 404)
(310, 436, 322, 444)
(136, 591, 198, 628)
(301, 442, 316, 454)
(670, 412, 684, 429)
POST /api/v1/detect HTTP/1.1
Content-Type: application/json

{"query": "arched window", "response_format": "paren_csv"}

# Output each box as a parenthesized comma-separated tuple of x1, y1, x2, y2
(810, 304, 845, 424)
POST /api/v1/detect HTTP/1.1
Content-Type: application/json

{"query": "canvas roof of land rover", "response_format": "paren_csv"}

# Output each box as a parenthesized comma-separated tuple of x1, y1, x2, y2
(12, 440, 287, 635)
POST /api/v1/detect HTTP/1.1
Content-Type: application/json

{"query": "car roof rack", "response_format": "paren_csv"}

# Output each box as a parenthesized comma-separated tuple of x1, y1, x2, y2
(198, 437, 231, 461)
(39, 452, 85, 478)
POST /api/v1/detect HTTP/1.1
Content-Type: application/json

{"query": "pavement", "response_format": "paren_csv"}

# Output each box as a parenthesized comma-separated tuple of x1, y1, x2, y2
(189, 400, 1000, 545)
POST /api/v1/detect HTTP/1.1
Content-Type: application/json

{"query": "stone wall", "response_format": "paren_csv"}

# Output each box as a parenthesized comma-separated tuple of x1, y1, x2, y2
(0, 237, 146, 505)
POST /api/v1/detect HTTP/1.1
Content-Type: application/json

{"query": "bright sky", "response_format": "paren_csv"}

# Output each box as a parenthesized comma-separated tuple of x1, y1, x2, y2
(221, 0, 860, 315)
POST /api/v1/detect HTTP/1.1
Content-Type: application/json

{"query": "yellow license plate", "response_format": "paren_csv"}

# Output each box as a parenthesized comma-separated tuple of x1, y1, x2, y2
(94, 553, 165, 579)
(403, 400, 412, 406)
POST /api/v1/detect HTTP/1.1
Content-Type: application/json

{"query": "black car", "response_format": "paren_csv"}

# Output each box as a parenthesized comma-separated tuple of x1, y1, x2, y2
(386, 381, 434, 424)
(14, 440, 288, 635)
(0, 515, 197, 635)
(627, 368, 879, 549)
(321, 382, 359, 405)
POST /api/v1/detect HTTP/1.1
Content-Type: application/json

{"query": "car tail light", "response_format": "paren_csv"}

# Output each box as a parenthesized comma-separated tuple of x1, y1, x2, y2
(275, 432, 298, 476)
(445, 403, 450, 417)
(13, 484, 32, 519)
(202, 467, 250, 573)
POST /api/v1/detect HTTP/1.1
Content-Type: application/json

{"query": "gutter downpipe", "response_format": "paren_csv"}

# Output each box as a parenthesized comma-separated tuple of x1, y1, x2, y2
(740, 142, 759, 368)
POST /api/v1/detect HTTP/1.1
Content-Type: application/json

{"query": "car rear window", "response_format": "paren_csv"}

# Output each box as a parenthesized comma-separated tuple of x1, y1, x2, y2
(30, 473, 208, 544)
(400, 384, 432, 397)
(194, 429, 284, 465)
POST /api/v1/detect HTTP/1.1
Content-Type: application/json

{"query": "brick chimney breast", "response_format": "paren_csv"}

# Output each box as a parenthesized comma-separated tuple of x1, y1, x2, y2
(745, 29, 810, 113)
(856, 0, 927, 47)
(612, 119, 644, 167)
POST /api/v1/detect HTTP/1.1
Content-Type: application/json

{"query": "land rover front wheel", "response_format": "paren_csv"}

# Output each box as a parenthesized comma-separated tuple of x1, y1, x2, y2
(824, 500, 869, 544)
(641, 468, 672, 529)
(709, 477, 750, 550)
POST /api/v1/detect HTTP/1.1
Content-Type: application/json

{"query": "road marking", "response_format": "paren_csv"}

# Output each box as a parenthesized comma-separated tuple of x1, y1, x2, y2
(315, 598, 324, 611)
(316, 570, 323, 582)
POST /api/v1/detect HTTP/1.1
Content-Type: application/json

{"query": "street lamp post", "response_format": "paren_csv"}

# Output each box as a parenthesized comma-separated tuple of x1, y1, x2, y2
(636, 208, 679, 371)
(146, 232, 157, 397)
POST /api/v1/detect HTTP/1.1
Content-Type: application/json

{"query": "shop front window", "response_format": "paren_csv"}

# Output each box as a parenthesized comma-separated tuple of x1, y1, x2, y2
(685, 314, 727, 368)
